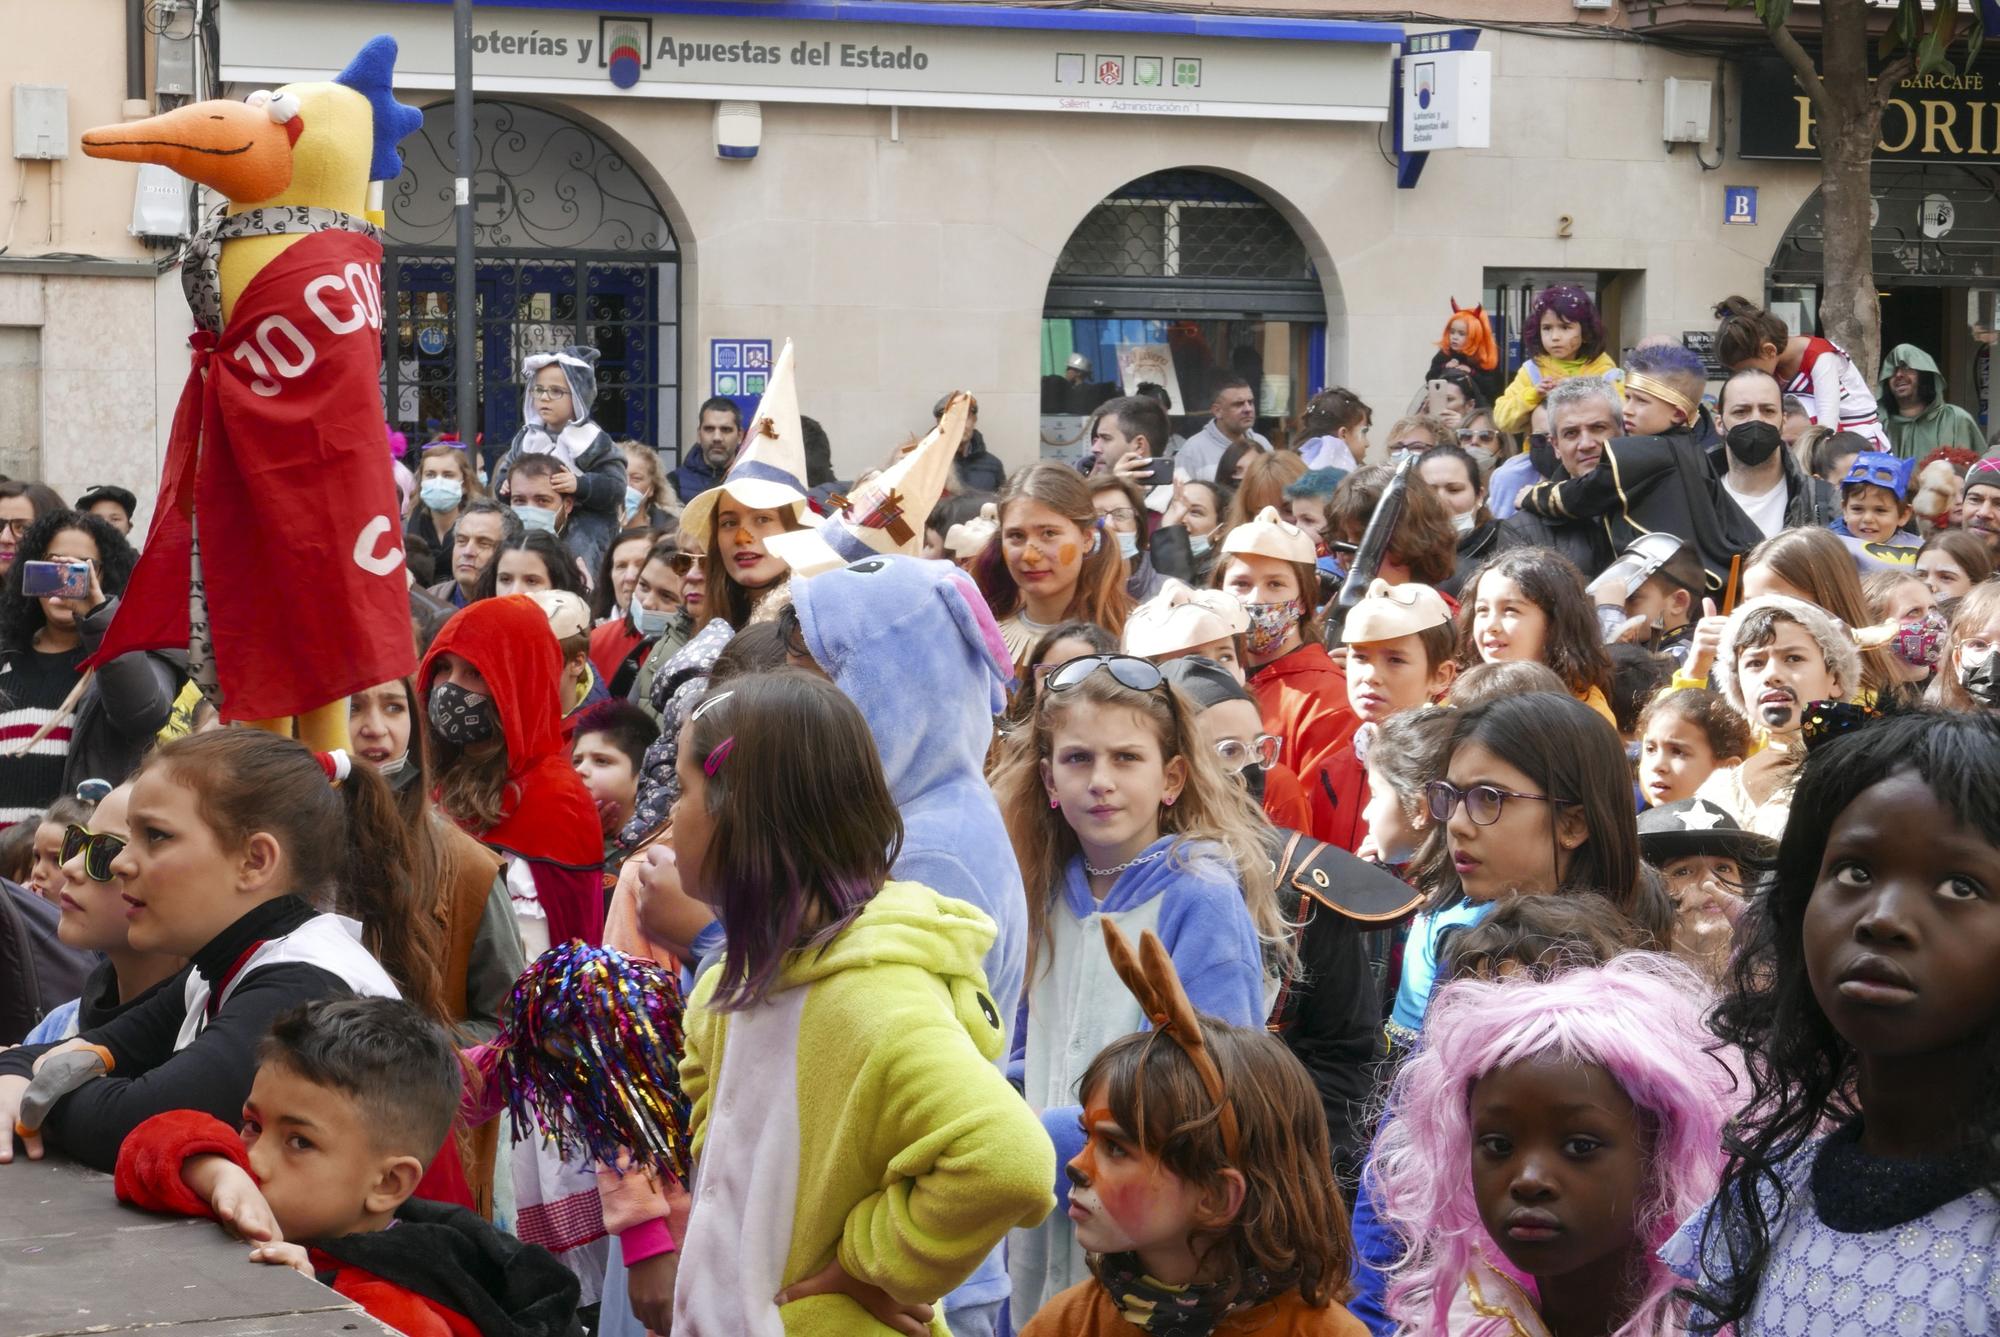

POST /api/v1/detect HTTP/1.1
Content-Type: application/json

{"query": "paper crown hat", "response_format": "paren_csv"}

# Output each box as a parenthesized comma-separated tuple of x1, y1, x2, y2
(766, 392, 971, 579)
(1342, 578, 1452, 644)
(680, 339, 811, 548)
(1123, 579, 1250, 659)
(1220, 505, 1316, 565)
(945, 501, 998, 558)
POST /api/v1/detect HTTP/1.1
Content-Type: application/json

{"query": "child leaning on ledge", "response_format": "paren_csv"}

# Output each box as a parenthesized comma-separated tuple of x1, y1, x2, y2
(115, 997, 584, 1337)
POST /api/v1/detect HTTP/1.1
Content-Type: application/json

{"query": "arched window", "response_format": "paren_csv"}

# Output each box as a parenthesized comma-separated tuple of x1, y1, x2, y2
(1041, 170, 1329, 456)
(381, 100, 681, 462)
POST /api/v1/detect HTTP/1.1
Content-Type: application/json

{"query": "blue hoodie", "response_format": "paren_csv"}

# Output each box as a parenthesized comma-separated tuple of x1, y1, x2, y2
(792, 554, 1028, 1314)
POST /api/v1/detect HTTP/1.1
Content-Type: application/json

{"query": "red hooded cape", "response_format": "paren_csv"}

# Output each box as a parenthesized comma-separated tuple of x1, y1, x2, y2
(420, 596, 603, 947)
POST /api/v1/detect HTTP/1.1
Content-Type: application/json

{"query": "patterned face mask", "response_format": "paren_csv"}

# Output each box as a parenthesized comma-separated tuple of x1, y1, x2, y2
(1892, 608, 1948, 670)
(429, 680, 497, 746)
(1242, 598, 1303, 656)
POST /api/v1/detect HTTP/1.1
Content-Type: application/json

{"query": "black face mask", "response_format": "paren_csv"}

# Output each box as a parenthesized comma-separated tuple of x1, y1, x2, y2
(1726, 420, 1784, 468)
(429, 680, 498, 746)
(1236, 761, 1267, 807)
(1962, 653, 2000, 708)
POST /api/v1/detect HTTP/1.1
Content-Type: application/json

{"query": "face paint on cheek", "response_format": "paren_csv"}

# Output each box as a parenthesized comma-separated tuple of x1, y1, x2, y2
(1058, 543, 1079, 567)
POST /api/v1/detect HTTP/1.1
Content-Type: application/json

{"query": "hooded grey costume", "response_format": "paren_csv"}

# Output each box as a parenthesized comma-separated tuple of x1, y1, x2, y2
(496, 346, 629, 574)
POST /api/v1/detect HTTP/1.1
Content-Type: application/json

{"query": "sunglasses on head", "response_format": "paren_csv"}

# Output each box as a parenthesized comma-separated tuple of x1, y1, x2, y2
(62, 823, 126, 883)
(1044, 654, 1167, 695)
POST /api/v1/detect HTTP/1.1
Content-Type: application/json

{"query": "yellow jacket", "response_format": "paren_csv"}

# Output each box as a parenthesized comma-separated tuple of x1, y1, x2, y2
(676, 881, 1055, 1335)
(1492, 352, 1622, 435)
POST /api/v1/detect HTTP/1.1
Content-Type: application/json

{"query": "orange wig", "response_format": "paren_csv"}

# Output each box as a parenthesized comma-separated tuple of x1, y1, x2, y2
(1436, 302, 1499, 371)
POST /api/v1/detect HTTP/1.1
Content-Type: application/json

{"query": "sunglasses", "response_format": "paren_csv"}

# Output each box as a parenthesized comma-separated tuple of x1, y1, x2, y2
(665, 552, 706, 576)
(1458, 428, 1499, 446)
(1424, 780, 1574, 827)
(1044, 654, 1167, 695)
(62, 822, 127, 882)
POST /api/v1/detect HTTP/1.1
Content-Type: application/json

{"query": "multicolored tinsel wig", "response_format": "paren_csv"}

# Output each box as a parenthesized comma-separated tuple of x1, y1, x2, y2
(496, 942, 691, 1184)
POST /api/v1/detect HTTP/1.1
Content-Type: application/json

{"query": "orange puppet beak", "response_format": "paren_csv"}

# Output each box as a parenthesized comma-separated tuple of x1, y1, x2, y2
(81, 98, 296, 204)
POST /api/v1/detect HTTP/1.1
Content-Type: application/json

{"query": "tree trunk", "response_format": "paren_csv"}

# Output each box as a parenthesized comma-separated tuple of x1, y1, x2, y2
(1808, 0, 1902, 379)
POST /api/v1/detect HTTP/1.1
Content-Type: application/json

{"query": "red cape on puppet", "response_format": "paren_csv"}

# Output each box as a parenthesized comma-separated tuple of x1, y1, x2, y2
(419, 596, 603, 945)
(89, 228, 414, 720)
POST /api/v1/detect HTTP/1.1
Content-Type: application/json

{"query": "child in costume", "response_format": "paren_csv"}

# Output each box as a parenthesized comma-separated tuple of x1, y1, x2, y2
(1217, 507, 1360, 848)
(115, 997, 583, 1337)
(1714, 295, 1889, 448)
(1636, 797, 1771, 988)
(1387, 692, 1641, 1047)
(1319, 580, 1460, 854)
(1459, 547, 1617, 727)
(1427, 303, 1503, 407)
(495, 346, 630, 575)
(1160, 654, 1420, 1196)
(1693, 595, 1860, 840)
(1670, 711, 2000, 1334)
(0, 731, 444, 1179)
(1831, 451, 1922, 549)
(991, 652, 1276, 1319)
(1022, 921, 1368, 1335)
(788, 548, 1026, 1337)
(1490, 286, 1620, 436)
(1373, 954, 1736, 1336)
(670, 671, 1054, 1334)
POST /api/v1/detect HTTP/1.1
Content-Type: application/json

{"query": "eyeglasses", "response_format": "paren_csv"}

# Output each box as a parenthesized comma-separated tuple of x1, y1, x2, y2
(0, 519, 30, 538)
(1214, 734, 1281, 773)
(528, 385, 570, 401)
(1098, 507, 1138, 526)
(665, 552, 706, 576)
(1458, 428, 1499, 446)
(1424, 780, 1574, 827)
(62, 823, 127, 882)
(1044, 654, 1167, 695)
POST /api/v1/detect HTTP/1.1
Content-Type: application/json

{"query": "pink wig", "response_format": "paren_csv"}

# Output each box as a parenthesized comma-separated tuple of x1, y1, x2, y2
(1370, 954, 1739, 1337)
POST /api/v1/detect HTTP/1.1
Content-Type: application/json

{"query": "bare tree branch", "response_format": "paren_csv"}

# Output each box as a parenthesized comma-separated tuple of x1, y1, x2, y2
(1768, 20, 1830, 112)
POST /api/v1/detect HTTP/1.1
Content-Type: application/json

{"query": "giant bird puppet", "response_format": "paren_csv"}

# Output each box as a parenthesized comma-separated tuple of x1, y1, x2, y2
(80, 36, 424, 751)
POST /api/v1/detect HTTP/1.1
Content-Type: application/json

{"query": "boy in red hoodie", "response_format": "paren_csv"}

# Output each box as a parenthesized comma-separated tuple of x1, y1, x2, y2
(116, 997, 583, 1337)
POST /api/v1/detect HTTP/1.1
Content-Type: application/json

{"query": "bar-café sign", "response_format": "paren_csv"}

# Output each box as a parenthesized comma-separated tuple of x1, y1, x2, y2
(1740, 56, 2000, 162)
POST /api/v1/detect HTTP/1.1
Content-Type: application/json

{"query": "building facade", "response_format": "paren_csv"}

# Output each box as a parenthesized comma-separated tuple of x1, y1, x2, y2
(8, 0, 1997, 503)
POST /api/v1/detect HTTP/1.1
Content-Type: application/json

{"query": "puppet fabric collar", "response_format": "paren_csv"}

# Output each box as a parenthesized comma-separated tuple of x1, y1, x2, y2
(182, 206, 377, 333)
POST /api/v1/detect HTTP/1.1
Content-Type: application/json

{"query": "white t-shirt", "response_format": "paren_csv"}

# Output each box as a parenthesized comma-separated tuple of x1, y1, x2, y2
(1723, 474, 1789, 538)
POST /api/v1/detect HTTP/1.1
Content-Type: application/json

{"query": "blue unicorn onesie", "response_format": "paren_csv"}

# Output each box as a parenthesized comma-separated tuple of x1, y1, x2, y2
(793, 553, 1028, 1333)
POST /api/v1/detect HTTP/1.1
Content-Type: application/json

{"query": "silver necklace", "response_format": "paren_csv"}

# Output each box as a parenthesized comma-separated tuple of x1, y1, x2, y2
(1085, 848, 1165, 878)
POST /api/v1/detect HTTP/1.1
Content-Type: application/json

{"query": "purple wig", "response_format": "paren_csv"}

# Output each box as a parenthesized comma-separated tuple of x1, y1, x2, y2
(1370, 954, 1739, 1337)
(1523, 284, 1606, 362)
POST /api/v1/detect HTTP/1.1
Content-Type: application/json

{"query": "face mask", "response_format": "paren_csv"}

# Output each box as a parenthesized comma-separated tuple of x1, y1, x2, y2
(513, 504, 559, 534)
(1960, 650, 2000, 707)
(377, 752, 409, 778)
(1236, 756, 1267, 806)
(420, 479, 463, 513)
(1450, 510, 1477, 535)
(632, 603, 673, 637)
(1466, 446, 1495, 470)
(1116, 530, 1140, 562)
(1243, 599, 1303, 657)
(1188, 532, 1211, 558)
(1892, 609, 1947, 670)
(1726, 421, 1784, 468)
(429, 680, 497, 746)
(624, 485, 645, 517)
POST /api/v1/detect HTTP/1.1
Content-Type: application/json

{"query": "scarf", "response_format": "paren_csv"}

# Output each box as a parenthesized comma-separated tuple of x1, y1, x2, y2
(1092, 1252, 1278, 1335)
(182, 206, 379, 334)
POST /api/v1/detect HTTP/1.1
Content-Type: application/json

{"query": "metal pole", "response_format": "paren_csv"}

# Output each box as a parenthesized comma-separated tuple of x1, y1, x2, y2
(453, 0, 478, 461)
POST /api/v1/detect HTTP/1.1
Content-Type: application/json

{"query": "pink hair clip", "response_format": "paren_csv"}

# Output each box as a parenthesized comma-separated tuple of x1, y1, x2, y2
(702, 738, 736, 776)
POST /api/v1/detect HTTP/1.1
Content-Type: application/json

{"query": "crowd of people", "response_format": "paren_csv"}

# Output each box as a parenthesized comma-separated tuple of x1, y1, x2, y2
(0, 286, 1997, 1337)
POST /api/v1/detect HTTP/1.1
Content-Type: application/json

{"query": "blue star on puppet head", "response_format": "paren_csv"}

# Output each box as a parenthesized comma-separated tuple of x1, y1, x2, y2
(334, 35, 427, 182)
